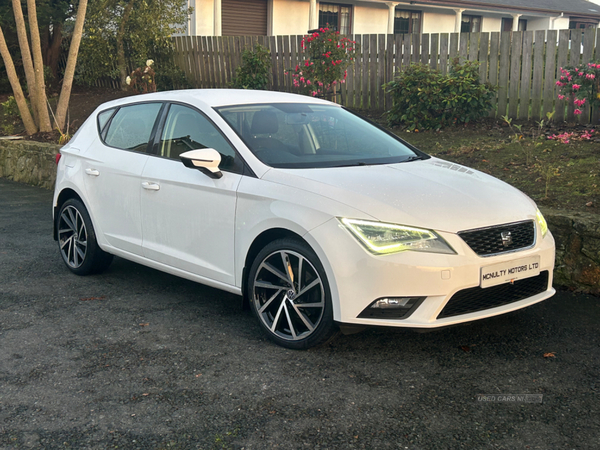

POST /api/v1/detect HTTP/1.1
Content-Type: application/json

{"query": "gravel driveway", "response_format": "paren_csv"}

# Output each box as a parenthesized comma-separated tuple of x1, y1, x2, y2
(0, 178, 598, 449)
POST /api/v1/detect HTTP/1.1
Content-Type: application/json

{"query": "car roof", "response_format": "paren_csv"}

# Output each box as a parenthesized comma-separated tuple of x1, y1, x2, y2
(98, 89, 336, 110)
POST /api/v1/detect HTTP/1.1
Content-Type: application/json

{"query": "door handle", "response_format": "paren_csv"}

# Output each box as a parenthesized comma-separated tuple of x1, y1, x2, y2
(85, 168, 100, 177)
(142, 181, 160, 191)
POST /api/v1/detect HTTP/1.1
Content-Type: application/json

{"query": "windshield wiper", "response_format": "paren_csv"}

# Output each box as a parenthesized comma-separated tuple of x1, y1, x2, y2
(401, 155, 426, 163)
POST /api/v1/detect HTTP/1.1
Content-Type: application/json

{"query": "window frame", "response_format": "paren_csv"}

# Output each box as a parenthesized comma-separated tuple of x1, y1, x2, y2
(318, 2, 352, 35)
(393, 9, 421, 35)
(97, 101, 166, 154)
(502, 18, 527, 32)
(569, 18, 598, 29)
(461, 14, 482, 33)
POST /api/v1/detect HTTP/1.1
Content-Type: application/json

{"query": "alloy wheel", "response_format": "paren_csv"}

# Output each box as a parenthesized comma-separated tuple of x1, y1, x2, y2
(58, 205, 88, 269)
(252, 249, 325, 341)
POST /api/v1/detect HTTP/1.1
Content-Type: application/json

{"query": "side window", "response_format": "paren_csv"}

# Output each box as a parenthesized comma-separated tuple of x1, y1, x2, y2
(160, 104, 237, 171)
(97, 108, 115, 135)
(104, 103, 162, 152)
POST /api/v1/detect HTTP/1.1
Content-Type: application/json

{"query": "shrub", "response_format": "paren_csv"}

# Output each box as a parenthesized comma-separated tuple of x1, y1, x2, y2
(289, 26, 358, 99)
(385, 59, 495, 130)
(556, 63, 600, 115)
(0, 96, 20, 135)
(233, 45, 271, 90)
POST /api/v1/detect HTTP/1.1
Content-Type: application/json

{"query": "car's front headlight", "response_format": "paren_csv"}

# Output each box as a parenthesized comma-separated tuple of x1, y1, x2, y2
(340, 218, 456, 255)
(536, 209, 548, 238)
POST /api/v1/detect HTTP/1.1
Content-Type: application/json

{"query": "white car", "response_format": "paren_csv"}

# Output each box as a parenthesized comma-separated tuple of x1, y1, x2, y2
(53, 89, 555, 349)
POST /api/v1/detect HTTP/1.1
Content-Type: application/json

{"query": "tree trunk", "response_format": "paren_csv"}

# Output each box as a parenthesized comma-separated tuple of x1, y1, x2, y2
(26, 0, 52, 132)
(0, 26, 37, 135)
(44, 22, 63, 82)
(11, 0, 39, 125)
(117, 0, 136, 91)
(55, 0, 89, 132)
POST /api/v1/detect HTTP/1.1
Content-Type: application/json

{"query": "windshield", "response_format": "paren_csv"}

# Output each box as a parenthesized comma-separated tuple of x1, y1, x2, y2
(215, 103, 425, 168)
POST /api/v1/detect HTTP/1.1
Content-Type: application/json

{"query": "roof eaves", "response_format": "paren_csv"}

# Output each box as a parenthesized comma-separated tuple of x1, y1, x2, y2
(395, 0, 600, 19)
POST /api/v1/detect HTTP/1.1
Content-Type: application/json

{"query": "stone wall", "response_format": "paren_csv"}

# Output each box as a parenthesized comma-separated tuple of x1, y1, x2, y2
(0, 139, 598, 293)
(0, 139, 58, 190)
(545, 209, 600, 295)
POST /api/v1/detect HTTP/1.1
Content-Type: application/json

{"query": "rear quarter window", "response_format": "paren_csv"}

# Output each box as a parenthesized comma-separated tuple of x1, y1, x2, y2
(103, 103, 162, 152)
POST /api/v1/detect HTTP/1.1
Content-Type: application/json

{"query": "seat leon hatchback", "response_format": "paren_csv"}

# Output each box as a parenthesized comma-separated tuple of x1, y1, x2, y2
(53, 89, 555, 349)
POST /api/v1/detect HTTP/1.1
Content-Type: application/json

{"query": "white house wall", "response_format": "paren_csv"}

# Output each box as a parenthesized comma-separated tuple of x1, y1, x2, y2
(553, 17, 571, 30)
(353, 4, 388, 34)
(272, 0, 310, 35)
(527, 18, 551, 32)
(481, 17, 502, 33)
(193, 0, 215, 35)
(187, 0, 596, 36)
(421, 11, 455, 34)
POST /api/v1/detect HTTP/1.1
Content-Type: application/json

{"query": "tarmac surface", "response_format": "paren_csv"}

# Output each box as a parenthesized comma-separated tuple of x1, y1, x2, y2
(0, 177, 599, 449)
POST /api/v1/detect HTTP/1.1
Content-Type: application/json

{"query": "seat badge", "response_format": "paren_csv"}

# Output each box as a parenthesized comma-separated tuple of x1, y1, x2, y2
(501, 231, 513, 247)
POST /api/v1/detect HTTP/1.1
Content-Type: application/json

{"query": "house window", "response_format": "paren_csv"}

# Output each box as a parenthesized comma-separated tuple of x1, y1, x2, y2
(461, 15, 481, 33)
(502, 18, 527, 31)
(319, 3, 351, 35)
(569, 18, 598, 29)
(394, 10, 421, 34)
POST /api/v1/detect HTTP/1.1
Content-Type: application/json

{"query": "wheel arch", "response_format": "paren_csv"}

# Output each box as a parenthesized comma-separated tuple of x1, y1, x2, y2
(241, 228, 311, 310)
(53, 188, 84, 241)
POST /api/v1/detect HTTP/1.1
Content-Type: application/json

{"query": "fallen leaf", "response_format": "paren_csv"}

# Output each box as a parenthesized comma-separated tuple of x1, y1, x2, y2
(142, 393, 149, 396)
(460, 345, 471, 352)
(586, 202, 593, 207)
(543, 352, 556, 358)
(139, 323, 149, 327)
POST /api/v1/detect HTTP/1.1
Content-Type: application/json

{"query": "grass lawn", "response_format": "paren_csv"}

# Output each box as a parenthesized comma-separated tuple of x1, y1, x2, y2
(389, 120, 600, 214)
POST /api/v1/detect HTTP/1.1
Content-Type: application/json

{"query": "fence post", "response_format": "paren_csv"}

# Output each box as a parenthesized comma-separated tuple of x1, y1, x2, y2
(519, 31, 533, 120)
(508, 31, 522, 119)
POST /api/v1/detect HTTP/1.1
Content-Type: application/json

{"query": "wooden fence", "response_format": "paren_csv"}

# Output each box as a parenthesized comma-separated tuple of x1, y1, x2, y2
(171, 29, 599, 122)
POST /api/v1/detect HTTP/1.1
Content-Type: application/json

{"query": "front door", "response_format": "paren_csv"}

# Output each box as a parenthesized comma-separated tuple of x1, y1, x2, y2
(140, 103, 243, 285)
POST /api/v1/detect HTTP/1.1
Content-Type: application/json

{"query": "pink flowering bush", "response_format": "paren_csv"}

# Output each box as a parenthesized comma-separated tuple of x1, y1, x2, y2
(289, 26, 358, 99)
(556, 63, 600, 115)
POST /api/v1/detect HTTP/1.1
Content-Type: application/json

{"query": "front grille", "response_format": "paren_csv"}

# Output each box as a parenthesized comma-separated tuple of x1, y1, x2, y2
(437, 271, 549, 319)
(459, 220, 535, 256)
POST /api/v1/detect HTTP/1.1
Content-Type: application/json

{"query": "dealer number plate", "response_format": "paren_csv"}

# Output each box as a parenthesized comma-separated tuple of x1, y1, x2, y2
(480, 256, 541, 288)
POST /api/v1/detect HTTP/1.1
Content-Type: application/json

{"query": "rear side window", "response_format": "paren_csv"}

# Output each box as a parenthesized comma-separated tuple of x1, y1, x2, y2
(103, 103, 162, 152)
(97, 108, 115, 135)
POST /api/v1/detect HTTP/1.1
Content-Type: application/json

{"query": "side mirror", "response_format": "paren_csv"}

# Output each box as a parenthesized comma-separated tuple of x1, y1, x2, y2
(179, 148, 223, 179)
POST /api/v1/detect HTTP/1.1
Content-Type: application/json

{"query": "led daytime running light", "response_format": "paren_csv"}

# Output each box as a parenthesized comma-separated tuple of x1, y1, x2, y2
(536, 209, 548, 238)
(340, 218, 455, 255)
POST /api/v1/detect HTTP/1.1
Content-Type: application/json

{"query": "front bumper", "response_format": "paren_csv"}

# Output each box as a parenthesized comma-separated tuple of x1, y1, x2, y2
(307, 218, 555, 328)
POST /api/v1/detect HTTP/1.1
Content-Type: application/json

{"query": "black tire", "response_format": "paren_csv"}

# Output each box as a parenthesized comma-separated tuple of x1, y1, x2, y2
(247, 238, 336, 349)
(57, 199, 113, 275)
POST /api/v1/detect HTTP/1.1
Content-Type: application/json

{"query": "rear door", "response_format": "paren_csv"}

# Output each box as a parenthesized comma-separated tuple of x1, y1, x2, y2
(82, 102, 163, 256)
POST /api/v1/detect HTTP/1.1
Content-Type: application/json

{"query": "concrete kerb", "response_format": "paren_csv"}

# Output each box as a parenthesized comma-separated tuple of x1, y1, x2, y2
(0, 139, 598, 293)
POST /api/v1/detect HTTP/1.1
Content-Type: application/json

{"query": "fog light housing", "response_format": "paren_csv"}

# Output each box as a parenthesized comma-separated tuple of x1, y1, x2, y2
(358, 296, 425, 319)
